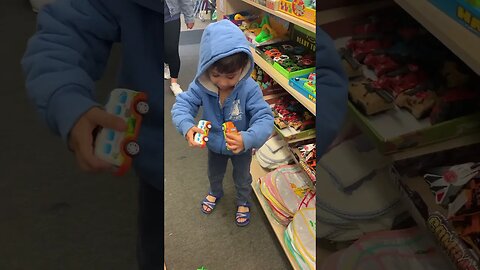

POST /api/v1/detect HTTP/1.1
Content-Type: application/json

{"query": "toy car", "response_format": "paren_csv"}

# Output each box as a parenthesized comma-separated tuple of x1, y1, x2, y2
(94, 88, 149, 176)
(193, 120, 212, 148)
(222, 121, 238, 150)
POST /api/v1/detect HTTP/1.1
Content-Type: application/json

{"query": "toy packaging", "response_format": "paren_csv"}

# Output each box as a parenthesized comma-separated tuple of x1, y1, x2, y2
(289, 72, 316, 102)
(94, 88, 149, 176)
(256, 41, 315, 79)
(429, 0, 480, 36)
(251, 64, 285, 96)
(279, 0, 316, 25)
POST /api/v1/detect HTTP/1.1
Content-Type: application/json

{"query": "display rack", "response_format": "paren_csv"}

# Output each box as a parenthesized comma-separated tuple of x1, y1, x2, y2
(348, 102, 480, 161)
(250, 159, 304, 270)
(241, 0, 316, 33)
(390, 174, 459, 269)
(251, 47, 316, 115)
(394, 0, 480, 75)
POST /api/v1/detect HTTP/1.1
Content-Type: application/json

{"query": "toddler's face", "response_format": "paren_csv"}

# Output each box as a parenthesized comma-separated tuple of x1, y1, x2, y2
(208, 67, 243, 92)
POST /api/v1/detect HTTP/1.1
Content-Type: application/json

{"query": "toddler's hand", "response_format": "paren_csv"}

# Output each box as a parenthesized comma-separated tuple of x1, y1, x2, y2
(226, 132, 244, 154)
(68, 107, 127, 173)
(185, 126, 205, 148)
(186, 22, 194, 29)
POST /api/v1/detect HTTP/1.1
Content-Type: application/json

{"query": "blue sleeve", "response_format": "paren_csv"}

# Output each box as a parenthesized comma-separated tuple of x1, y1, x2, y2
(241, 85, 274, 151)
(21, 0, 119, 142)
(171, 84, 202, 136)
(316, 27, 349, 158)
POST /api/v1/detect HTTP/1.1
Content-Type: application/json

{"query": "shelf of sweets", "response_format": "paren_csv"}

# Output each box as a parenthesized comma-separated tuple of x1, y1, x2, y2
(251, 47, 316, 115)
(288, 140, 316, 184)
(394, 0, 480, 75)
(334, 12, 480, 161)
(391, 164, 480, 269)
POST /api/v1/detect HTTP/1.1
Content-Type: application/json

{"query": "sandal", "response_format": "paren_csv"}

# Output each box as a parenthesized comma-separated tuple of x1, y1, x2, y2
(201, 194, 221, 215)
(235, 203, 251, 227)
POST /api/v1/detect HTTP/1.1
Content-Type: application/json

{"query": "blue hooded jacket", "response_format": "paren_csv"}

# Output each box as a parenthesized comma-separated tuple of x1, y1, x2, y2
(21, 0, 165, 190)
(171, 20, 274, 155)
(316, 27, 348, 158)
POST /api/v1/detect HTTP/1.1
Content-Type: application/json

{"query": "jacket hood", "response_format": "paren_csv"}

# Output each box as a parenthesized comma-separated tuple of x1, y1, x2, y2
(195, 19, 254, 95)
(132, 0, 162, 13)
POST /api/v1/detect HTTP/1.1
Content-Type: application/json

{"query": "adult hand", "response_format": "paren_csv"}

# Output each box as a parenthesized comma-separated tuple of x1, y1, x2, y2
(186, 22, 194, 29)
(68, 107, 127, 173)
(225, 132, 244, 154)
(185, 126, 205, 148)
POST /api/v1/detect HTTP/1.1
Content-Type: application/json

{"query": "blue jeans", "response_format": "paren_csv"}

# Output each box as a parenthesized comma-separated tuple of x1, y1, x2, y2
(207, 150, 253, 205)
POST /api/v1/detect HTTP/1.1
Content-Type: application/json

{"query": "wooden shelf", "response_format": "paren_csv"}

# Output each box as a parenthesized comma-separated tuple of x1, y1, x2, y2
(389, 132, 480, 161)
(241, 0, 393, 33)
(395, 0, 480, 75)
(250, 158, 329, 269)
(398, 176, 465, 269)
(347, 102, 480, 161)
(316, 1, 394, 25)
(250, 158, 302, 270)
(251, 47, 316, 115)
(241, 0, 316, 33)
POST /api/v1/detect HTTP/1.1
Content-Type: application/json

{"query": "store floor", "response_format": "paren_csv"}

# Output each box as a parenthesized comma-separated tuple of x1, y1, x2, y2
(164, 34, 291, 269)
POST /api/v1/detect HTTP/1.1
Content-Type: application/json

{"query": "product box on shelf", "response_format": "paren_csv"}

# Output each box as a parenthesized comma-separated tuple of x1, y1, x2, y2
(274, 125, 316, 143)
(390, 163, 480, 270)
(289, 140, 316, 184)
(349, 102, 480, 155)
(289, 73, 316, 103)
(255, 41, 315, 79)
(428, 0, 480, 36)
(266, 0, 280, 10)
(278, 0, 316, 25)
(265, 94, 316, 142)
(289, 25, 315, 52)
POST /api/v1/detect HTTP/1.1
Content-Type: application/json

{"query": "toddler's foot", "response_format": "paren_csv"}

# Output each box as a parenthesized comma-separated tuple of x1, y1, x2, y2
(236, 204, 250, 227)
(201, 194, 220, 214)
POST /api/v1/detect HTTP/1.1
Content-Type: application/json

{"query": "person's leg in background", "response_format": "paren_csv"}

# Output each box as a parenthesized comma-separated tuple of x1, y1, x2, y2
(231, 151, 253, 225)
(164, 18, 182, 96)
(137, 178, 163, 270)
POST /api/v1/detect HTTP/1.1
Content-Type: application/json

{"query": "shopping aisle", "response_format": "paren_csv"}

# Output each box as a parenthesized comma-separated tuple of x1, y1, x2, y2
(163, 33, 290, 269)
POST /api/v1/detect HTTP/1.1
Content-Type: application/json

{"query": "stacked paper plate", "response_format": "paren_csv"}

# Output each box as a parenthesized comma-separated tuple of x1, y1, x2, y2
(316, 137, 406, 242)
(285, 208, 316, 270)
(320, 227, 449, 270)
(259, 165, 315, 226)
(256, 135, 294, 170)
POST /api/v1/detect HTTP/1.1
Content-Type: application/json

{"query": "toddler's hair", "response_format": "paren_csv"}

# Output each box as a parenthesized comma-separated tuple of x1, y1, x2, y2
(210, 52, 248, 74)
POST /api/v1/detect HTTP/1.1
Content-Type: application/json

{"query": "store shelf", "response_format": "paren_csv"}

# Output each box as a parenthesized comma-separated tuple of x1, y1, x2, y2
(316, 1, 394, 25)
(241, 0, 316, 33)
(396, 175, 470, 269)
(395, 0, 480, 75)
(251, 47, 316, 115)
(250, 158, 302, 270)
(251, 158, 331, 267)
(390, 132, 480, 161)
(347, 102, 480, 161)
(241, 0, 393, 33)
